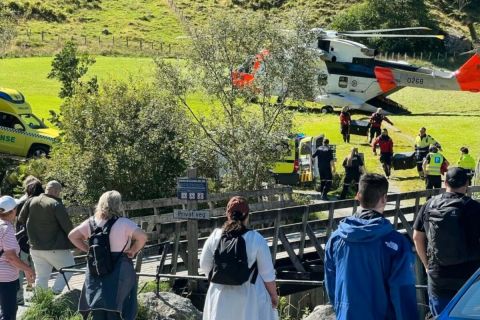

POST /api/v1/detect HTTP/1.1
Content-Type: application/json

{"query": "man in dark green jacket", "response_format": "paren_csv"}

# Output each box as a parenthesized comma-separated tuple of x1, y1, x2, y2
(18, 180, 74, 294)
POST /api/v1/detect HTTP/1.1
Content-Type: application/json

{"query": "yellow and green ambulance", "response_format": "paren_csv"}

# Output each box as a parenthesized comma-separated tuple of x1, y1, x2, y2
(0, 88, 58, 158)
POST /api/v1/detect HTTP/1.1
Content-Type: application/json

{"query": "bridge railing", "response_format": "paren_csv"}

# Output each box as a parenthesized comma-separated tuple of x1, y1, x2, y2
(139, 186, 479, 276)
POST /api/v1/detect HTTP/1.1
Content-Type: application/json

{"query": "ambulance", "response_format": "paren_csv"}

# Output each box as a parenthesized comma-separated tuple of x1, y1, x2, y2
(0, 88, 58, 158)
(272, 134, 333, 186)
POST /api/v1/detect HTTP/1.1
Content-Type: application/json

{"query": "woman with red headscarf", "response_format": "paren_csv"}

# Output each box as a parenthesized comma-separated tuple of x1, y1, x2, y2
(200, 196, 278, 320)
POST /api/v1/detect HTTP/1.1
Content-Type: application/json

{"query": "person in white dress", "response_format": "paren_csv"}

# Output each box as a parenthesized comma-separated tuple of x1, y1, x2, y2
(200, 196, 279, 320)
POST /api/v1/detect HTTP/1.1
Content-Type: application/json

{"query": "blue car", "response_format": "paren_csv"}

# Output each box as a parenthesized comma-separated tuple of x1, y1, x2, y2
(437, 267, 480, 319)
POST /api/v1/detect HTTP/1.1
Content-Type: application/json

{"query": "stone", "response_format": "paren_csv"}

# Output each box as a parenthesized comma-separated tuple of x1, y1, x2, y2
(303, 304, 335, 320)
(138, 292, 202, 320)
(53, 289, 82, 313)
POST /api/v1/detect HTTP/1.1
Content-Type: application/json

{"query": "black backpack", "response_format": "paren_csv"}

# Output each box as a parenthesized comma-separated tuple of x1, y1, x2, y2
(87, 216, 125, 277)
(209, 229, 258, 286)
(426, 195, 471, 266)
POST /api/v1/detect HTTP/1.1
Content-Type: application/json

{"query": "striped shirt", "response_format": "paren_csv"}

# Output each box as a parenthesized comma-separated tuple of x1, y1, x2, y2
(0, 220, 20, 282)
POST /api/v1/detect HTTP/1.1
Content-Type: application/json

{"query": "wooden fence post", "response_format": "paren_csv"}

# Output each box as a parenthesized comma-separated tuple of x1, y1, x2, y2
(326, 202, 335, 238)
(278, 228, 306, 272)
(393, 194, 401, 230)
(140, 40, 143, 50)
(299, 206, 309, 259)
(170, 222, 181, 275)
(414, 193, 421, 220)
(84, 36, 87, 45)
(41, 31, 45, 42)
(186, 168, 199, 276)
(98, 36, 101, 46)
(126, 37, 129, 47)
(271, 209, 282, 265)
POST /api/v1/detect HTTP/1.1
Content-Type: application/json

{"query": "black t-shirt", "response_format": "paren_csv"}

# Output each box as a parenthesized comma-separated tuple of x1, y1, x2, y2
(343, 155, 363, 178)
(313, 146, 333, 170)
(413, 192, 480, 296)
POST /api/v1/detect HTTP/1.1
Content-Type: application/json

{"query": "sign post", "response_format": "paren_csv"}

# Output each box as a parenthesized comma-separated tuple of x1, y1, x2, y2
(176, 169, 210, 277)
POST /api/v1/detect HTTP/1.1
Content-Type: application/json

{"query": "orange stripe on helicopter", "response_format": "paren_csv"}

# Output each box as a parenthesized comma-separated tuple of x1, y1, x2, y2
(374, 66, 397, 93)
(455, 54, 480, 93)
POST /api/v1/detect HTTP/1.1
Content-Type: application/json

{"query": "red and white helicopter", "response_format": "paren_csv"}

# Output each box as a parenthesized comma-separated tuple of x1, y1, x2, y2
(232, 27, 480, 114)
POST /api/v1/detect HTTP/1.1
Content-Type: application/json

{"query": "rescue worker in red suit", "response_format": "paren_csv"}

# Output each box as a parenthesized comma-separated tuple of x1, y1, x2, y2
(339, 106, 351, 143)
(369, 108, 393, 144)
(372, 128, 394, 178)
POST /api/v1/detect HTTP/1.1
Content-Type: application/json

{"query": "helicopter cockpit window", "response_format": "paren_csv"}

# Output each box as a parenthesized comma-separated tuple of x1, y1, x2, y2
(318, 73, 328, 86)
(339, 76, 348, 88)
(318, 39, 330, 52)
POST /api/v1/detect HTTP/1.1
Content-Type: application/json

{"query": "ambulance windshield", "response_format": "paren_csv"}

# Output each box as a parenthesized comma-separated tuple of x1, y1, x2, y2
(20, 114, 47, 129)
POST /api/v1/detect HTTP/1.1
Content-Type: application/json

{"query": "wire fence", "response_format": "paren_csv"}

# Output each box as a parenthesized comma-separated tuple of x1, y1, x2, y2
(7, 30, 189, 58)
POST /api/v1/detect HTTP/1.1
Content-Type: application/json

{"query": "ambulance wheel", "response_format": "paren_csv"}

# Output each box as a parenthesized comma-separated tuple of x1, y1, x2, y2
(321, 106, 333, 114)
(28, 145, 49, 158)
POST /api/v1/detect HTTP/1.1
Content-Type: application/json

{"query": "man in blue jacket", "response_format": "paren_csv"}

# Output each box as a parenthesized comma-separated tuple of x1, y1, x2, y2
(324, 173, 418, 320)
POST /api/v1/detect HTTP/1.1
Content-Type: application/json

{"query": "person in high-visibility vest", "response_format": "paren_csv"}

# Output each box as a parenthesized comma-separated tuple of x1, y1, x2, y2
(415, 127, 438, 179)
(422, 145, 448, 190)
(457, 147, 476, 185)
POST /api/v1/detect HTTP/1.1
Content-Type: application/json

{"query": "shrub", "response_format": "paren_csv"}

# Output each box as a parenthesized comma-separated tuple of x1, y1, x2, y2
(21, 289, 83, 320)
(46, 80, 189, 205)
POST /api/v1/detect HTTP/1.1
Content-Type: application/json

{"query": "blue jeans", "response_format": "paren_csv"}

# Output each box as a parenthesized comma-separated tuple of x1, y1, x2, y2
(428, 288, 453, 317)
(0, 279, 20, 320)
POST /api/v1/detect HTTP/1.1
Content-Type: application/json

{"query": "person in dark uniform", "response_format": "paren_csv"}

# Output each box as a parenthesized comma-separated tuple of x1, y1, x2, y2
(339, 106, 351, 143)
(313, 139, 336, 200)
(339, 147, 364, 199)
(372, 129, 393, 178)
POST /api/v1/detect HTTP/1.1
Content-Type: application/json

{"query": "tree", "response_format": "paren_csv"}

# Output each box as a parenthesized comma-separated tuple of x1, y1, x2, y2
(46, 80, 189, 205)
(48, 41, 97, 99)
(155, 12, 320, 190)
(0, 5, 17, 57)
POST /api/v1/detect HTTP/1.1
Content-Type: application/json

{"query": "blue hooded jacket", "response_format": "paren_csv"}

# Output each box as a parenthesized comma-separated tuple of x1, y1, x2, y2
(324, 211, 418, 320)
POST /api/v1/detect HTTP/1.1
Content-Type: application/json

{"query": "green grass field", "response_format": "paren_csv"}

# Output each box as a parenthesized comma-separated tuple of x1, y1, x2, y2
(1, 56, 479, 193)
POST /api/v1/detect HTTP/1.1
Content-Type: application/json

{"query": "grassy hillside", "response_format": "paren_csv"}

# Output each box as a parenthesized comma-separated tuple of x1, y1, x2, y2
(1, 56, 479, 193)
(4, 0, 477, 57)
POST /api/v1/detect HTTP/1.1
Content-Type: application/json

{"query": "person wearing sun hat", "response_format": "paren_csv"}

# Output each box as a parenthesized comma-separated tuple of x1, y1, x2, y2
(0, 196, 35, 320)
(200, 196, 279, 320)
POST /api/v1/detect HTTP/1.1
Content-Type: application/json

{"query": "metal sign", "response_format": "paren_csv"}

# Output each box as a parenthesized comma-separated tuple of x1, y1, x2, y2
(177, 178, 208, 200)
(173, 209, 210, 220)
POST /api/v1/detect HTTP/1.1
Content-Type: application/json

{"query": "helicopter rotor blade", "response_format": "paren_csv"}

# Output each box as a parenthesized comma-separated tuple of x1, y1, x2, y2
(343, 27, 432, 34)
(340, 33, 445, 40)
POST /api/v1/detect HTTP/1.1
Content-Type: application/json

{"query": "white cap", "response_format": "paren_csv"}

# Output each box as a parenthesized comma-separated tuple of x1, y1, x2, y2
(0, 196, 18, 214)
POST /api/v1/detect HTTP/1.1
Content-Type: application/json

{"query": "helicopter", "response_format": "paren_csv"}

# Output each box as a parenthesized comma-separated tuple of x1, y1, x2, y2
(231, 27, 480, 114)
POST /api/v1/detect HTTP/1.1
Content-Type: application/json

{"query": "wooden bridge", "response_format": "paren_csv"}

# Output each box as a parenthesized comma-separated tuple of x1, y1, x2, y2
(58, 185, 480, 318)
